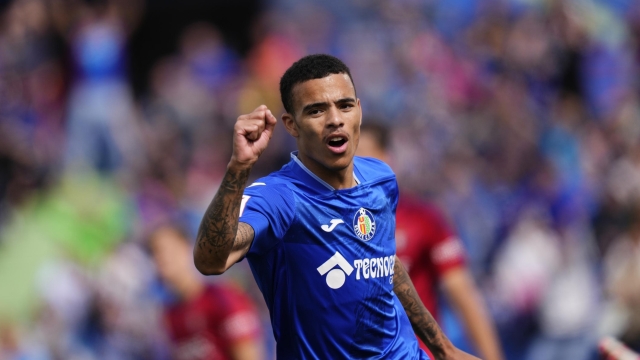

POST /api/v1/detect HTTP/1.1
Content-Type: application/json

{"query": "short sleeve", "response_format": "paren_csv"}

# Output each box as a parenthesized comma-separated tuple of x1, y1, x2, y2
(216, 286, 263, 344)
(239, 181, 295, 254)
(424, 207, 466, 276)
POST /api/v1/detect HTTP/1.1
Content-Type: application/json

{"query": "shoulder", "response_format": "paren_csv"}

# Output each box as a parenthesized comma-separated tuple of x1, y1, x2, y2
(243, 173, 296, 199)
(354, 156, 396, 181)
(242, 178, 295, 216)
(240, 172, 297, 233)
(241, 176, 296, 216)
(399, 196, 445, 220)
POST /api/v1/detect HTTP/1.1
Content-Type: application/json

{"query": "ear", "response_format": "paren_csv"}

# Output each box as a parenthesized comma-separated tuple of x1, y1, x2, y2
(357, 98, 362, 126)
(282, 112, 299, 138)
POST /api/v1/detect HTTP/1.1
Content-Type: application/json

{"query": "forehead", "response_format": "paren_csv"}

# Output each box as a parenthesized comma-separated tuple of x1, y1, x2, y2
(291, 73, 356, 112)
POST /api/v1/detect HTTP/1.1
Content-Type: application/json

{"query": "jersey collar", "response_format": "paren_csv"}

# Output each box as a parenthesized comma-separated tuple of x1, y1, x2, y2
(290, 152, 360, 192)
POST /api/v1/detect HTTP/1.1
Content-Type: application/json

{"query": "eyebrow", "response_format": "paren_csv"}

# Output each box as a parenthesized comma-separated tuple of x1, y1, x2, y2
(301, 97, 356, 113)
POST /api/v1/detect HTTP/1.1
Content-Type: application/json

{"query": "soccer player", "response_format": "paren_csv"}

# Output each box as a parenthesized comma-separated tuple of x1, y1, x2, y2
(193, 54, 479, 360)
(356, 122, 504, 360)
(149, 224, 265, 360)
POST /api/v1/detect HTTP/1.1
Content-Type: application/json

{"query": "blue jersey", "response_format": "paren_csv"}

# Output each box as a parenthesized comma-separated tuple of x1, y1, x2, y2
(240, 152, 429, 360)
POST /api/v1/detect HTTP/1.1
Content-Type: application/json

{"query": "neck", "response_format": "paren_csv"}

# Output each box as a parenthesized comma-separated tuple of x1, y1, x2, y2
(296, 153, 356, 190)
(328, 168, 357, 190)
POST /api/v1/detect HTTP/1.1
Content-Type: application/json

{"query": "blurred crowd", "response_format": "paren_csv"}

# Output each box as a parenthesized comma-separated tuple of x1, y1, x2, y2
(1, 0, 640, 359)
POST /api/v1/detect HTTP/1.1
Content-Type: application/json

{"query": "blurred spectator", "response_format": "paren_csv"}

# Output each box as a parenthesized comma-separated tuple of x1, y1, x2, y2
(0, 0, 639, 358)
(0, 0, 68, 223)
(148, 223, 265, 360)
(602, 204, 640, 352)
(356, 122, 504, 360)
(94, 242, 163, 358)
(492, 204, 601, 360)
(60, 0, 144, 173)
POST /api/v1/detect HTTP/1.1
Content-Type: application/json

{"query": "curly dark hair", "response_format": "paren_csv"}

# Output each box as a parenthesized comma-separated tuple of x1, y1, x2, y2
(279, 54, 356, 114)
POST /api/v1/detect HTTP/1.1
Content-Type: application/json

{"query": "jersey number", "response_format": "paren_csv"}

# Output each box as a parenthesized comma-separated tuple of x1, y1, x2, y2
(239, 195, 251, 217)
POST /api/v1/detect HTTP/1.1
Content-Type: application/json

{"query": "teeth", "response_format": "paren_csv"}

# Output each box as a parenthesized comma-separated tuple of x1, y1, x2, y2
(329, 138, 344, 143)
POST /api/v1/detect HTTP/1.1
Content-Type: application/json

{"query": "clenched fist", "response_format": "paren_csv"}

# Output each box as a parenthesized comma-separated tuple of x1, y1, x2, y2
(230, 105, 278, 169)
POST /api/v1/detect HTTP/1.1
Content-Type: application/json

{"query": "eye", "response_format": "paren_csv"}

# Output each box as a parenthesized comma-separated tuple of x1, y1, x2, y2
(309, 109, 322, 116)
(341, 103, 354, 110)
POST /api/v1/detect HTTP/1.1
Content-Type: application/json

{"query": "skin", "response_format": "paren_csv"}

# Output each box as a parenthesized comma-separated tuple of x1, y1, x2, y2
(151, 226, 204, 300)
(442, 269, 504, 360)
(193, 105, 276, 275)
(150, 226, 264, 360)
(193, 73, 479, 360)
(358, 132, 504, 360)
(281, 73, 361, 190)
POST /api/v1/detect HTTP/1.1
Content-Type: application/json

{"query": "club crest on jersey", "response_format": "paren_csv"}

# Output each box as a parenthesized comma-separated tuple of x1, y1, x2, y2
(353, 207, 376, 241)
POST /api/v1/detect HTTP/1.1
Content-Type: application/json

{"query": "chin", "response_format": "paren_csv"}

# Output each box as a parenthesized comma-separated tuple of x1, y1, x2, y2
(325, 155, 353, 171)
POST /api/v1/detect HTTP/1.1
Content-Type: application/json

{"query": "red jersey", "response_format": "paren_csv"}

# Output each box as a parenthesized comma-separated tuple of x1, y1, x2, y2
(164, 283, 262, 360)
(395, 195, 466, 354)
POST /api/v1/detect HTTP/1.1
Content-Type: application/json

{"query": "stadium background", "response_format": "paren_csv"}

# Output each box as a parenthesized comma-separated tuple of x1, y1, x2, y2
(0, 0, 639, 358)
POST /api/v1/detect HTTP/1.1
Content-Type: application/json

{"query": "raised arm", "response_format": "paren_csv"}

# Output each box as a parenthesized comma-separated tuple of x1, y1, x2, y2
(393, 256, 480, 360)
(194, 105, 277, 275)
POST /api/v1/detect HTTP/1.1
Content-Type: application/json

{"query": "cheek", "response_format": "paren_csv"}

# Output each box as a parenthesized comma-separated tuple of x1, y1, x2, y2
(299, 124, 323, 141)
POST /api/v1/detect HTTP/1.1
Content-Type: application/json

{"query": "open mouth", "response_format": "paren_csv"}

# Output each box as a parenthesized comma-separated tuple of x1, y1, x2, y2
(328, 137, 347, 149)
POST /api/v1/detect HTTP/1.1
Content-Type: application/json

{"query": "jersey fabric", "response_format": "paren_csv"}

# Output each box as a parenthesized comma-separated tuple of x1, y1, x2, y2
(164, 283, 262, 360)
(239, 152, 428, 360)
(395, 195, 467, 354)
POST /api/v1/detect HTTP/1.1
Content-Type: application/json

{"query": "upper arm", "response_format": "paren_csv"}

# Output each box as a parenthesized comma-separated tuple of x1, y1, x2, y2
(392, 256, 409, 291)
(238, 182, 295, 254)
(224, 222, 255, 270)
(393, 255, 402, 275)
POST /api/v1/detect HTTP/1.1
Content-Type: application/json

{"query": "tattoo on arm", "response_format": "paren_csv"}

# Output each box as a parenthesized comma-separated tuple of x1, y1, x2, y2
(233, 223, 255, 252)
(194, 167, 251, 271)
(393, 256, 450, 358)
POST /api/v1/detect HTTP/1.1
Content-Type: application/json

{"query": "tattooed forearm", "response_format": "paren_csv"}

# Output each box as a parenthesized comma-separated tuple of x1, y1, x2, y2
(194, 166, 251, 274)
(393, 256, 453, 359)
(234, 223, 255, 252)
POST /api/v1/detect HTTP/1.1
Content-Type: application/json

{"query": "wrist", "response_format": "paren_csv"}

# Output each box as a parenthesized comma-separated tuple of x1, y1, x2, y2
(442, 344, 463, 360)
(218, 160, 253, 193)
(430, 339, 457, 360)
(227, 158, 254, 172)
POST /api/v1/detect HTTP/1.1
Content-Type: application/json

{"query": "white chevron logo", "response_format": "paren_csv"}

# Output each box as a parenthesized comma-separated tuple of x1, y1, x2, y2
(321, 219, 344, 232)
(317, 251, 354, 289)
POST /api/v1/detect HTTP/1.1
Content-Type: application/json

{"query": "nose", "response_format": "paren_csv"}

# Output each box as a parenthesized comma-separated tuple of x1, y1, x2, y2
(326, 105, 344, 128)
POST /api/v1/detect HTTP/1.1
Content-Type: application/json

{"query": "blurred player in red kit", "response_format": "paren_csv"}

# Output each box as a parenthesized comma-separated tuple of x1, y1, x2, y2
(356, 122, 504, 360)
(149, 224, 265, 360)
